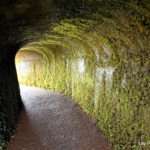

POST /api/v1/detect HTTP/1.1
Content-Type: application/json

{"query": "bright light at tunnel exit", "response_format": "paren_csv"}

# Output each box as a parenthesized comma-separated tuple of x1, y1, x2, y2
(16, 61, 31, 76)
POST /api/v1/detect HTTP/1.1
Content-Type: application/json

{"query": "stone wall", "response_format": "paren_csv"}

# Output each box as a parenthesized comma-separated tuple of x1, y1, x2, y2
(16, 17, 149, 149)
(0, 45, 21, 150)
(0, 0, 149, 149)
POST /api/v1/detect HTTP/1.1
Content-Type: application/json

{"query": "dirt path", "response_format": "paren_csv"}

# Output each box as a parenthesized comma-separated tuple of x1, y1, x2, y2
(7, 86, 111, 150)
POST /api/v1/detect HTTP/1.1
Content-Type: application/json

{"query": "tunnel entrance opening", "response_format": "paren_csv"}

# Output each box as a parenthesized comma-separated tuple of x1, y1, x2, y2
(15, 49, 44, 86)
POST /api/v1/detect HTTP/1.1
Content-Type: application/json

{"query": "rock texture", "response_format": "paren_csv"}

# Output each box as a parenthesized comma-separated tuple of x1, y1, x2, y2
(0, 0, 149, 150)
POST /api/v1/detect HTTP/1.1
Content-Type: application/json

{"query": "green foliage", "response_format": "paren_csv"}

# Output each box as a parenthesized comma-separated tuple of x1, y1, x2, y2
(15, 1, 150, 150)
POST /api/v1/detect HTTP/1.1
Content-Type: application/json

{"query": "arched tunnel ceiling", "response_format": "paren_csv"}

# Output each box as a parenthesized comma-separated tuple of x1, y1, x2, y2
(0, 0, 150, 50)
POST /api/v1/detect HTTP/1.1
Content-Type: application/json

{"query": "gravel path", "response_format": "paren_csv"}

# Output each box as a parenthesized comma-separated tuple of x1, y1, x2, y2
(7, 86, 111, 150)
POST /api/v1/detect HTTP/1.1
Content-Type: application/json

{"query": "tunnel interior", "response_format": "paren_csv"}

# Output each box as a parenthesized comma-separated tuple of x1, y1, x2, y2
(0, 0, 150, 150)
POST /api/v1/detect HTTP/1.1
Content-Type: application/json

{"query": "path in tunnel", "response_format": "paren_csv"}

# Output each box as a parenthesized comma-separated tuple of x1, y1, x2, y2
(7, 86, 111, 150)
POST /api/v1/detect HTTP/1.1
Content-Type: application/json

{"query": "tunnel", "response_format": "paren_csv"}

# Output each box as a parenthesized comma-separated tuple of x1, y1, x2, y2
(0, 0, 150, 150)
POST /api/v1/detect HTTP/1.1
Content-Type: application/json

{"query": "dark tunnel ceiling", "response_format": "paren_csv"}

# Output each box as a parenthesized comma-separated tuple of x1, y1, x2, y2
(0, 0, 150, 50)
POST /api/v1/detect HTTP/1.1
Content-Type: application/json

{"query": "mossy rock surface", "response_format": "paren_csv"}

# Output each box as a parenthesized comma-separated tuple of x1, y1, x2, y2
(0, 0, 150, 149)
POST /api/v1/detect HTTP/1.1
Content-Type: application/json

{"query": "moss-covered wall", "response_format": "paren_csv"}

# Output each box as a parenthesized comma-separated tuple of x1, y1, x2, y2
(0, 0, 149, 150)
(16, 14, 150, 150)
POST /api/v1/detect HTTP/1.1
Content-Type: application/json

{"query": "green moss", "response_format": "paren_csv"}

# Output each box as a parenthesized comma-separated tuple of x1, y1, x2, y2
(15, 2, 150, 149)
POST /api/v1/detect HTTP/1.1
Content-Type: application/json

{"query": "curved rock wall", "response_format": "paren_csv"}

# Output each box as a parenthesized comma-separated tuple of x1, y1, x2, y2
(17, 16, 149, 149)
(0, 0, 149, 149)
